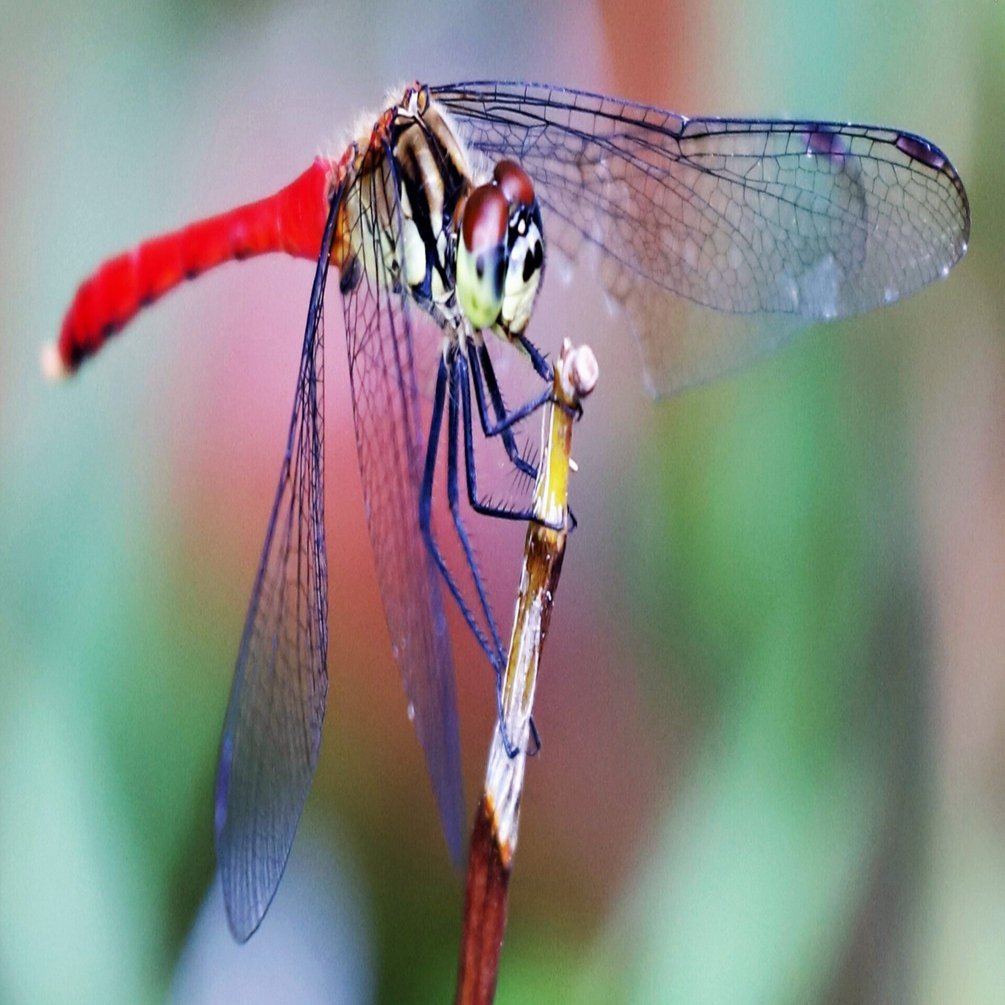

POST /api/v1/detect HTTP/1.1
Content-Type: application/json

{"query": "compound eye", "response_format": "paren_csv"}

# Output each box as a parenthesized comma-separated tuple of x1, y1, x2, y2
(492, 160, 536, 208)
(461, 184, 508, 258)
(457, 183, 509, 330)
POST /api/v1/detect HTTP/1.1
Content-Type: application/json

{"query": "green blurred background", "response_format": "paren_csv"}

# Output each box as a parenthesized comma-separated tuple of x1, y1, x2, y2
(1, 1, 1003, 1002)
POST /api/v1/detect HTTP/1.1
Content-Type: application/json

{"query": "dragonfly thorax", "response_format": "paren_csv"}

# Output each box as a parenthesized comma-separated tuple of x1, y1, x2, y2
(339, 90, 474, 332)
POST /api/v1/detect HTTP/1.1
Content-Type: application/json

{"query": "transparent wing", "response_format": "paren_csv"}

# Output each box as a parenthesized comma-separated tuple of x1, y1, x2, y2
(213, 191, 339, 942)
(432, 81, 971, 395)
(339, 147, 466, 863)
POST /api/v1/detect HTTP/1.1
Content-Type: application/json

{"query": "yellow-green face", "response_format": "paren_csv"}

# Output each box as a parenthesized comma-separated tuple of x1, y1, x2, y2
(456, 160, 545, 339)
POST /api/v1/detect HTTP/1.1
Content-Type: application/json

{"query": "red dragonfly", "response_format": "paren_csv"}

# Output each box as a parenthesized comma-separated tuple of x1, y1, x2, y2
(50, 81, 970, 941)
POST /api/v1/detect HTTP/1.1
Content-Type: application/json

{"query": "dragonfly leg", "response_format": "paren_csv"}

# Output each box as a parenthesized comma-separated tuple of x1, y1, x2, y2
(419, 356, 504, 674)
(432, 352, 546, 759)
(515, 332, 584, 422)
(445, 357, 506, 666)
(513, 331, 553, 382)
(420, 346, 571, 757)
(468, 342, 542, 477)
(456, 354, 541, 522)
(478, 341, 582, 534)
(469, 342, 579, 531)
(477, 344, 536, 479)
(467, 342, 552, 437)
(457, 351, 569, 532)
(527, 716, 541, 756)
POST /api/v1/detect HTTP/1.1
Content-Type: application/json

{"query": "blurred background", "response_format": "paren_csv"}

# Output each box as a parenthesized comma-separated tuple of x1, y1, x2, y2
(1, 0, 1002, 1002)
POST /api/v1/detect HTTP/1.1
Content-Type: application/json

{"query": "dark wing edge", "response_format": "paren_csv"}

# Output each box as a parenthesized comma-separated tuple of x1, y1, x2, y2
(340, 142, 467, 864)
(213, 187, 341, 942)
(433, 81, 970, 396)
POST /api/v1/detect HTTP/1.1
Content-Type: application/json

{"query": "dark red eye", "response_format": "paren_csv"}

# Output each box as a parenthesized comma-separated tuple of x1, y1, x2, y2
(492, 160, 535, 208)
(462, 184, 508, 253)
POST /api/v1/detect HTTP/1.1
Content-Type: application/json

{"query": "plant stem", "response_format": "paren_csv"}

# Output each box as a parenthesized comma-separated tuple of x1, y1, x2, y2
(455, 340, 598, 1005)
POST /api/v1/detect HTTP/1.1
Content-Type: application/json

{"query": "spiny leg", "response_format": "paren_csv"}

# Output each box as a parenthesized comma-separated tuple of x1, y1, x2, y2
(468, 341, 542, 479)
(417, 352, 534, 651)
(420, 338, 567, 758)
(516, 332, 584, 425)
(467, 339, 553, 439)
(455, 352, 544, 522)
(431, 348, 553, 757)
(449, 371, 524, 755)
(514, 331, 553, 382)
(419, 354, 502, 672)
(445, 353, 506, 665)
(458, 350, 570, 534)
(419, 353, 526, 756)
(472, 336, 579, 532)
(456, 344, 558, 757)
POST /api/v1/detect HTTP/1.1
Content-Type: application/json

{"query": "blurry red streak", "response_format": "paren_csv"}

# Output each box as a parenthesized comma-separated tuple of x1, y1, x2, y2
(456, 340, 598, 1005)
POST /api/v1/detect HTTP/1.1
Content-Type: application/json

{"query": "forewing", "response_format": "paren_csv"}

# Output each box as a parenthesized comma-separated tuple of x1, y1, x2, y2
(433, 81, 970, 394)
(339, 148, 466, 863)
(213, 191, 339, 942)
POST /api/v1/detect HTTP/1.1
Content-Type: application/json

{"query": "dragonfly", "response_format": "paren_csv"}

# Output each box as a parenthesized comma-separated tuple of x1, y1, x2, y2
(50, 81, 970, 941)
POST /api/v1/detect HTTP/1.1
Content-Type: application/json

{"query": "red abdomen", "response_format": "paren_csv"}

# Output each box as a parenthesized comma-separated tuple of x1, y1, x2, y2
(53, 157, 334, 374)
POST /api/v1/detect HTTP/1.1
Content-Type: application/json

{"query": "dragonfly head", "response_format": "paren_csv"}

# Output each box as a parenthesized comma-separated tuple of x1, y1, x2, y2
(456, 160, 544, 339)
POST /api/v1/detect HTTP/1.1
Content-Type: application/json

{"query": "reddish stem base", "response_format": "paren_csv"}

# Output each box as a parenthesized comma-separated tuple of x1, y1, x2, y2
(455, 797, 511, 1005)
